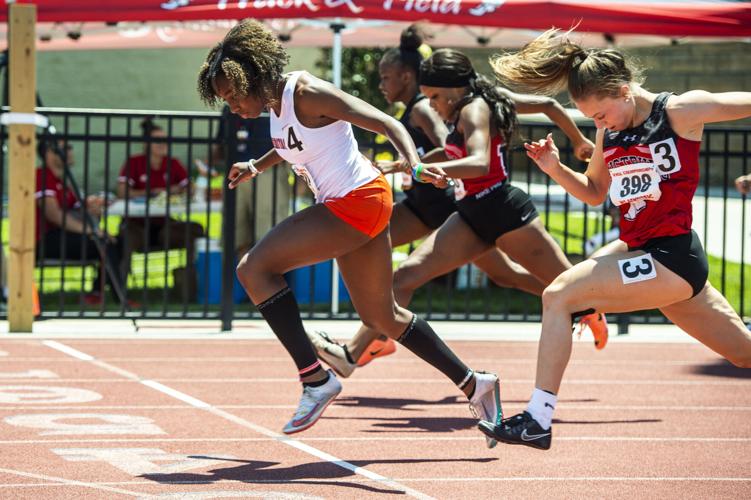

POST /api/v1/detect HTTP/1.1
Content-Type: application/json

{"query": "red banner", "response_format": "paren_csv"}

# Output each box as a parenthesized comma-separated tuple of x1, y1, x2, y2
(3, 0, 751, 37)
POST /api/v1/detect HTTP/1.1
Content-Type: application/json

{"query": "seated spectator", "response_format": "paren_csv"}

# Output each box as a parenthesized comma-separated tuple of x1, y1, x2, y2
(35, 139, 127, 306)
(117, 118, 204, 289)
(735, 173, 751, 195)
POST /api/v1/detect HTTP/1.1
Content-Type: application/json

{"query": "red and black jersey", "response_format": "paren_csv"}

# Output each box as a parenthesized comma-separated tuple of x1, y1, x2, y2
(444, 97, 509, 197)
(603, 92, 701, 248)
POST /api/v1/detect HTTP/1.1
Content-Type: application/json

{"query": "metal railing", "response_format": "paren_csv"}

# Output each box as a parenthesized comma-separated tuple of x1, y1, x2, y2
(1, 107, 748, 331)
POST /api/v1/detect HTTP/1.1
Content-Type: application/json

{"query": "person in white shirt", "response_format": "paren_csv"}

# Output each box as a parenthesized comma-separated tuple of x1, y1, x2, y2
(197, 19, 502, 443)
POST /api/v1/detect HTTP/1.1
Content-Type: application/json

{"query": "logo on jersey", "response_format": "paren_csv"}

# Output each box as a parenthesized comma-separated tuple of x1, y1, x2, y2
(271, 126, 305, 152)
(444, 143, 463, 160)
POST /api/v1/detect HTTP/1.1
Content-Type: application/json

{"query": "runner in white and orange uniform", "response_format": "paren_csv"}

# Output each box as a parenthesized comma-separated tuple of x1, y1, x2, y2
(478, 28, 751, 451)
(197, 20, 502, 442)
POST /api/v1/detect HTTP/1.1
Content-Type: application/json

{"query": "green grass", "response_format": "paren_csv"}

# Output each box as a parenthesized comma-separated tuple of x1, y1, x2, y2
(4, 210, 749, 320)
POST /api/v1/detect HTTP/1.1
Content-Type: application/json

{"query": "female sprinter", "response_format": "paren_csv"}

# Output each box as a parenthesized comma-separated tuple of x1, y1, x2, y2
(197, 19, 501, 440)
(309, 49, 608, 382)
(478, 29, 751, 450)
(310, 25, 550, 370)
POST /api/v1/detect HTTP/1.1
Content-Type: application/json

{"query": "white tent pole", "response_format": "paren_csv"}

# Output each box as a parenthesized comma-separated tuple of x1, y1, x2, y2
(330, 19, 344, 314)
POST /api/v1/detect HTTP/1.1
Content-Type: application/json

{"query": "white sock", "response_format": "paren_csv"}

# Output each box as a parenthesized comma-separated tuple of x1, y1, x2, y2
(526, 388, 557, 430)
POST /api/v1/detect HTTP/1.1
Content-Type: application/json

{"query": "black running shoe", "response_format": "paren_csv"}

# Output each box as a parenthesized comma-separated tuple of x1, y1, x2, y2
(478, 411, 552, 450)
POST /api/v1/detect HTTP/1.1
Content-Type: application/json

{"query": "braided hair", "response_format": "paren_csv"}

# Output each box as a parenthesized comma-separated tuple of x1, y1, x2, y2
(197, 19, 289, 107)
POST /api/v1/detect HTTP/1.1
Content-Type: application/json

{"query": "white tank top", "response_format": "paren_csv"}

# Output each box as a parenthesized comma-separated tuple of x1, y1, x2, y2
(269, 71, 378, 203)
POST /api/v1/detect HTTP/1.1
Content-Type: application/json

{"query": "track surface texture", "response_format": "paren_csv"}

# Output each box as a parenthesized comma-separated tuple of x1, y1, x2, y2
(0, 322, 749, 499)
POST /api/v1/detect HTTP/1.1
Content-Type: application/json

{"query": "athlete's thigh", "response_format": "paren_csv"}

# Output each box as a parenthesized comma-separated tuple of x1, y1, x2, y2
(247, 203, 370, 274)
(660, 284, 751, 361)
(472, 247, 522, 277)
(496, 218, 571, 285)
(590, 238, 628, 259)
(396, 212, 491, 287)
(389, 202, 432, 247)
(336, 229, 402, 325)
(551, 251, 694, 314)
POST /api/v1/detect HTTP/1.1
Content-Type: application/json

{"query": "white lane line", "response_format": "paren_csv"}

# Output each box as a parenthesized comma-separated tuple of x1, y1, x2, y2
(42, 341, 94, 361)
(6, 376, 750, 386)
(0, 467, 151, 497)
(0, 436, 749, 445)
(140, 380, 211, 409)
(391, 477, 751, 482)
(0, 356, 720, 365)
(0, 476, 748, 488)
(42, 340, 435, 500)
(0, 404, 750, 412)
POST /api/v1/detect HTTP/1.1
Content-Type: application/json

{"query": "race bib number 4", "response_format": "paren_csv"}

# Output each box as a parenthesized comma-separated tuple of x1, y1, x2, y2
(609, 162, 662, 206)
(618, 253, 657, 285)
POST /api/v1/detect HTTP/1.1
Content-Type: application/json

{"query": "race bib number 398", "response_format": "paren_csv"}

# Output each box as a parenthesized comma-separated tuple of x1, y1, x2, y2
(618, 253, 657, 285)
(609, 162, 662, 206)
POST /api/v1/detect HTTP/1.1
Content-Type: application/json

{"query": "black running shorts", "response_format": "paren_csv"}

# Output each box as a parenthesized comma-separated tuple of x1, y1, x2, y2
(401, 183, 457, 230)
(456, 181, 539, 245)
(629, 229, 708, 297)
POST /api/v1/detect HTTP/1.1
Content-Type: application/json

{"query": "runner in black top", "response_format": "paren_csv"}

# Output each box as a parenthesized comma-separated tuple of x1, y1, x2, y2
(309, 48, 609, 385)
(310, 26, 553, 369)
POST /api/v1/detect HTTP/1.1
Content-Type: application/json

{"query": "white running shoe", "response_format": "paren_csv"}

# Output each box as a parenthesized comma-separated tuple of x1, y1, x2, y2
(282, 370, 342, 435)
(469, 371, 502, 448)
(306, 330, 356, 378)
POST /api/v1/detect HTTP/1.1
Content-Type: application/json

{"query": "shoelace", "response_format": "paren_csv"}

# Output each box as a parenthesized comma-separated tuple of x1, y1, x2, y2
(500, 413, 528, 431)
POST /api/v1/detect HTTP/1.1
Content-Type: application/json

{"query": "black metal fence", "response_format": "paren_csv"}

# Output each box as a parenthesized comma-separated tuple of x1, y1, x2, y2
(1, 107, 748, 330)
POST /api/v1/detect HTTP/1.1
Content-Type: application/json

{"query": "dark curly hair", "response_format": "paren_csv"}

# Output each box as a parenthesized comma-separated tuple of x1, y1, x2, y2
(421, 49, 517, 144)
(197, 19, 289, 107)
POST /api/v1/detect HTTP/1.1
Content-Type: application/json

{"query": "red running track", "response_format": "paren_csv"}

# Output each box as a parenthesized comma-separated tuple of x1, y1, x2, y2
(0, 337, 748, 499)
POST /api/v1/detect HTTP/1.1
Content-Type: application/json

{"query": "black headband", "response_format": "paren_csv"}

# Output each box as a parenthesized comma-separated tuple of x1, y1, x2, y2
(208, 45, 224, 78)
(419, 70, 476, 88)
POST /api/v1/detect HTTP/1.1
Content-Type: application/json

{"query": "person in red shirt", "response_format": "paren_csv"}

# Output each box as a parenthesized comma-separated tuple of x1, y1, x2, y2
(477, 28, 751, 451)
(117, 118, 204, 283)
(35, 139, 126, 305)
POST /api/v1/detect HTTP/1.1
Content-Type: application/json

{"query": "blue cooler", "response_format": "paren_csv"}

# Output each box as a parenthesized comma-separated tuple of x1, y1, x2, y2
(286, 260, 350, 304)
(195, 239, 247, 304)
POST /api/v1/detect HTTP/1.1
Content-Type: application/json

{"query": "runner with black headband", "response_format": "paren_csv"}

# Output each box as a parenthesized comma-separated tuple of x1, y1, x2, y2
(310, 25, 552, 370)
(309, 48, 608, 383)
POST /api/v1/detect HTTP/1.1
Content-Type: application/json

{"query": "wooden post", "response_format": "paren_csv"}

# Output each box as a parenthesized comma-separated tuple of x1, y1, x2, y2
(7, 4, 37, 332)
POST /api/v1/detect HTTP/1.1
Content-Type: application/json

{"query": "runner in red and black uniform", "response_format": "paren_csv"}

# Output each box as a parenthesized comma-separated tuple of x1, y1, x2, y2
(309, 26, 559, 370)
(309, 49, 609, 396)
(478, 28, 751, 451)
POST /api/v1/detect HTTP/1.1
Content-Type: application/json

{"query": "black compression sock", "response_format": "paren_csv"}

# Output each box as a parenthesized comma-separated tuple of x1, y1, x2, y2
(303, 371, 330, 388)
(397, 315, 470, 386)
(256, 287, 322, 380)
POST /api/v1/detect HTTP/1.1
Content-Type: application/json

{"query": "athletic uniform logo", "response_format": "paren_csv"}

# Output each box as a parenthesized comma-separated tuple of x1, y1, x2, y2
(521, 429, 551, 441)
(271, 126, 304, 151)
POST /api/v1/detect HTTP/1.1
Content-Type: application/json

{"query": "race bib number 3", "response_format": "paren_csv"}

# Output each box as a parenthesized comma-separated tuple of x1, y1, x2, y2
(649, 137, 682, 176)
(609, 162, 662, 206)
(618, 253, 657, 285)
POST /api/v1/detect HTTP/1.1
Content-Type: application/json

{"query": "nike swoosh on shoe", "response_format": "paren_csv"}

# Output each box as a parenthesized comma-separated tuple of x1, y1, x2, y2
(292, 403, 320, 427)
(521, 429, 551, 441)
